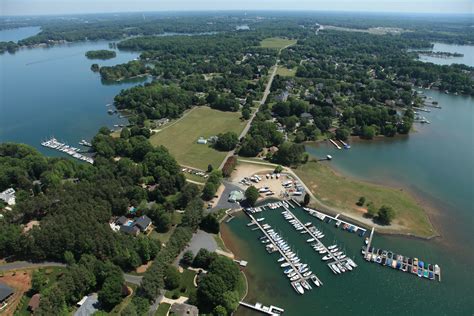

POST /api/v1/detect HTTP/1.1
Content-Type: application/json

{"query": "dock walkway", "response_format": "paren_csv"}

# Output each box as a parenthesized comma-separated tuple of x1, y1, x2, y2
(239, 301, 284, 315)
(304, 207, 367, 236)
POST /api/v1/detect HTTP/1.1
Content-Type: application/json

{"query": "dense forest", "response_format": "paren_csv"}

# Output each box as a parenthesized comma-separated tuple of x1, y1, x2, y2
(85, 49, 116, 59)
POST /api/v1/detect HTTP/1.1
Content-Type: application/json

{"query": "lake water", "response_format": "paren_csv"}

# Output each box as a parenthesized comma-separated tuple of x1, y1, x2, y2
(418, 42, 474, 67)
(223, 90, 473, 315)
(0, 29, 143, 156)
(0, 26, 41, 42)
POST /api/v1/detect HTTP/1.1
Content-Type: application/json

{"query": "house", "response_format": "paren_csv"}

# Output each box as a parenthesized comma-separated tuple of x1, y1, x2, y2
(119, 225, 140, 236)
(300, 112, 313, 121)
(228, 190, 244, 203)
(134, 215, 152, 232)
(0, 284, 14, 309)
(156, 118, 169, 126)
(197, 137, 207, 145)
(28, 294, 41, 313)
(0, 188, 16, 206)
(116, 216, 130, 226)
(275, 91, 289, 102)
(169, 303, 199, 316)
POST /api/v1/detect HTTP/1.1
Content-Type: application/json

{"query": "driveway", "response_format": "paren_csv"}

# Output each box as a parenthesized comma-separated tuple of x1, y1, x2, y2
(74, 293, 99, 316)
(0, 261, 66, 271)
(211, 181, 243, 211)
(175, 230, 218, 264)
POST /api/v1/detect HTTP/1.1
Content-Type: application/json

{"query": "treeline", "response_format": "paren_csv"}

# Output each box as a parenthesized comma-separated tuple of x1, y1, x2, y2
(99, 60, 148, 81)
(0, 41, 19, 54)
(85, 49, 116, 60)
(114, 82, 194, 121)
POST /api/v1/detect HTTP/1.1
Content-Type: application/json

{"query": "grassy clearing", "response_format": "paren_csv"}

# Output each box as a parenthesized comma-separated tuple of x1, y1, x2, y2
(155, 302, 171, 316)
(294, 161, 435, 237)
(150, 107, 246, 170)
(184, 173, 206, 184)
(109, 284, 137, 315)
(165, 269, 197, 299)
(276, 66, 297, 77)
(150, 213, 183, 244)
(260, 37, 297, 49)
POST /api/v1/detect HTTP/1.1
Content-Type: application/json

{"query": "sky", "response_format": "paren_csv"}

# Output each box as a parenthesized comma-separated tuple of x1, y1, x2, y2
(1, 0, 472, 16)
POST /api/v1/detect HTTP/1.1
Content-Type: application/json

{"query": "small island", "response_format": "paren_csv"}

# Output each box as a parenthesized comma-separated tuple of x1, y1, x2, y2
(418, 50, 464, 58)
(85, 49, 116, 60)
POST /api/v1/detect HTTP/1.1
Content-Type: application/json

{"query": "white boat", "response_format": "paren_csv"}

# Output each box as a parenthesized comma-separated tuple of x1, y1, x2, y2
(300, 267, 309, 274)
(330, 248, 339, 253)
(281, 262, 291, 267)
(256, 218, 265, 222)
(288, 272, 297, 278)
(328, 245, 337, 250)
(307, 238, 315, 243)
(292, 258, 301, 263)
(311, 275, 321, 287)
(290, 275, 300, 282)
(332, 265, 341, 274)
(284, 268, 293, 274)
(322, 255, 331, 261)
(345, 263, 353, 271)
(302, 281, 312, 290)
(278, 257, 285, 262)
(305, 222, 312, 226)
(337, 254, 346, 260)
(303, 271, 312, 277)
(293, 282, 305, 294)
(348, 259, 357, 268)
(319, 249, 327, 254)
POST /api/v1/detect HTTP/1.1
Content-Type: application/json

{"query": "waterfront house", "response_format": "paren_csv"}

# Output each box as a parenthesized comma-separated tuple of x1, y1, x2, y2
(0, 284, 14, 310)
(119, 225, 140, 236)
(0, 188, 16, 206)
(134, 215, 152, 232)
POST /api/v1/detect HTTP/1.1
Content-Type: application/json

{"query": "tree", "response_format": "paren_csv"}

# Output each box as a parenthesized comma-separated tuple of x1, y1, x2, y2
(196, 274, 227, 313)
(164, 265, 181, 290)
(241, 108, 251, 120)
(356, 196, 366, 206)
(215, 132, 239, 151)
(31, 271, 48, 293)
(303, 193, 310, 206)
(335, 127, 350, 141)
(274, 165, 283, 173)
(207, 164, 213, 172)
(245, 186, 259, 206)
(360, 125, 376, 140)
(98, 274, 124, 311)
(193, 248, 216, 269)
(208, 256, 240, 291)
(180, 250, 194, 267)
(221, 291, 240, 314)
(213, 305, 228, 316)
(377, 205, 396, 225)
(200, 214, 220, 234)
(272, 143, 305, 166)
(366, 202, 378, 218)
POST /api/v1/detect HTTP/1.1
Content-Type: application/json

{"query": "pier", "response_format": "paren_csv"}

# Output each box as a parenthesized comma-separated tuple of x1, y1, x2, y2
(244, 210, 322, 294)
(41, 138, 94, 164)
(239, 301, 284, 315)
(282, 205, 357, 275)
(329, 139, 342, 149)
(363, 231, 441, 282)
(303, 207, 367, 236)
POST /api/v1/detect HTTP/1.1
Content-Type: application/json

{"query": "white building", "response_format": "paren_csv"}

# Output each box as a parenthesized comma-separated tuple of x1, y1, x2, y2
(0, 188, 16, 206)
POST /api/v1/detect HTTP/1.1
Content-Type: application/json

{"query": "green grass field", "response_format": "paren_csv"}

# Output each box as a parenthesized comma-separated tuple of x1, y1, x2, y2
(260, 37, 297, 49)
(150, 213, 183, 244)
(276, 65, 297, 77)
(165, 269, 197, 299)
(150, 107, 246, 170)
(294, 161, 435, 237)
(155, 302, 171, 316)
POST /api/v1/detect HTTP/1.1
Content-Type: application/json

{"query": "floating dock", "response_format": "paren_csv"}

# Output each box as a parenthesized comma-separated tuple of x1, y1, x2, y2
(244, 209, 323, 294)
(41, 138, 94, 164)
(239, 301, 284, 315)
(363, 230, 441, 282)
(303, 207, 367, 236)
(282, 205, 357, 275)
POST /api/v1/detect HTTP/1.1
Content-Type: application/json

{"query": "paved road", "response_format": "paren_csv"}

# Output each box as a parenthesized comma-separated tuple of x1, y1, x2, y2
(0, 261, 66, 271)
(74, 293, 99, 316)
(0, 261, 143, 286)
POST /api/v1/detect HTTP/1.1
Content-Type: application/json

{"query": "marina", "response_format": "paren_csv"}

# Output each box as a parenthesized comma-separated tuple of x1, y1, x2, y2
(41, 137, 94, 164)
(244, 203, 323, 295)
(280, 204, 357, 275)
(303, 207, 367, 237)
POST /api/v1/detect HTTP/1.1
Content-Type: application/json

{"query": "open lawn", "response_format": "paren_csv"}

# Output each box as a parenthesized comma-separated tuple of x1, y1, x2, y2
(260, 37, 297, 49)
(294, 161, 435, 238)
(276, 66, 297, 77)
(164, 269, 197, 299)
(155, 302, 171, 316)
(150, 107, 246, 170)
(150, 213, 183, 244)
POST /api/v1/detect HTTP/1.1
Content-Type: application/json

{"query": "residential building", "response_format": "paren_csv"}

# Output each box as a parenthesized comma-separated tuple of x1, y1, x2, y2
(169, 303, 199, 316)
(0, 284, 14, 310)
(0, 188, 16, 206)
(119, 225, 140, 236)
(28, 294, 41, 313)
(134, 215, 152, 232)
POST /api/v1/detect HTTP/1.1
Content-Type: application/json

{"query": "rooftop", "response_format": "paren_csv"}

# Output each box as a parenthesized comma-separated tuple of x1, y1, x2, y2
(0, 283, 14, 303)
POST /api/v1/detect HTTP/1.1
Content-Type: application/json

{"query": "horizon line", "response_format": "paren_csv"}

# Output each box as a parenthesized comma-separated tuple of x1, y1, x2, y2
(1, 9, 473, 18)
